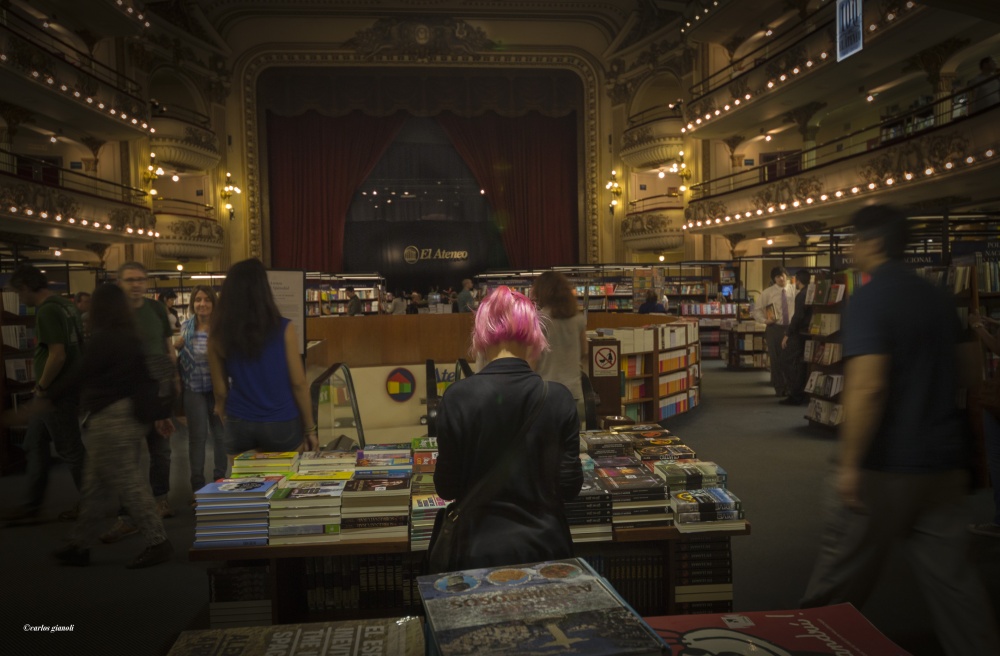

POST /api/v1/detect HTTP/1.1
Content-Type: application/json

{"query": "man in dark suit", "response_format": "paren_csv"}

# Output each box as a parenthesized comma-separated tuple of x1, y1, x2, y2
(779, 269, 812, 405)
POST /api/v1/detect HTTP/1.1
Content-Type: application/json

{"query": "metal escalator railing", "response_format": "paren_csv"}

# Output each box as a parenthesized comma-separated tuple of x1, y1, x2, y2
(310, 362, 365, 450)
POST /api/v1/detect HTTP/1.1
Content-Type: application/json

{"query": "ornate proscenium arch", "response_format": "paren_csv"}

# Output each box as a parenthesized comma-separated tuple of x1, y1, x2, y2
(235, 18, 605, 264)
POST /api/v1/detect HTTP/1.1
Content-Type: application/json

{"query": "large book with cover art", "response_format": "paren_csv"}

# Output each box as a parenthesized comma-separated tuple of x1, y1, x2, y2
(644, 603, 910, 655)
(417, 557, 668, 655)
(166, 616, 423, 655)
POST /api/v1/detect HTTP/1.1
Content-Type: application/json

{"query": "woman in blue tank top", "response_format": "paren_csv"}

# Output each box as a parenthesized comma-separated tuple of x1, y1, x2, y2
(208, 259, 317, 463)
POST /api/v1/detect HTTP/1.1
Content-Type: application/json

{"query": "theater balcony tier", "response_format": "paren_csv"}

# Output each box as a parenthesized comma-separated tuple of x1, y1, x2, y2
(41, 0, 150, 37)
(149, 111, 221, 173)
(0, 165, 154, 245)
(684, 103, 1000, 236)
(621, 117, 685, 171)
(621, 205, 686, 253)
(153, 199, 224, 260)
(0, 15, 151, 141)
(683, 3, 980, 141)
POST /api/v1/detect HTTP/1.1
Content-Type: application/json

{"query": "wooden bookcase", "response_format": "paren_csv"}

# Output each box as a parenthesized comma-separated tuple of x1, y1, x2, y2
(721, 320, 769, 370)
(306, 274, 385, 317)
(802, 273, 848, 429)
(0, 288, 33, 474)
(614, 320, 701, 422)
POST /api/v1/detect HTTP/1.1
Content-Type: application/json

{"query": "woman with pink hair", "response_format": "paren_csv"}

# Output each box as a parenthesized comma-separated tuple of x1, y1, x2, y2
(432, 286, 582, 571)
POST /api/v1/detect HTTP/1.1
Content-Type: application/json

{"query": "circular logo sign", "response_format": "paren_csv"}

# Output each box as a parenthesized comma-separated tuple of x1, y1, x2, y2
(386, 367, 416, 403)
(403, 246, 420, 265)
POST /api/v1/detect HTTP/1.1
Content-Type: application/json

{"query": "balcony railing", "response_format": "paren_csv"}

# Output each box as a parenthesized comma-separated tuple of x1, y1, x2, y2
(0, 147, 147, 205)
(153, 197, 215, 218)
(690, 79, 994, 200)
(151, 102, 211, 129)
(1, 9, 142, 96)
(628, 193, 683, 214)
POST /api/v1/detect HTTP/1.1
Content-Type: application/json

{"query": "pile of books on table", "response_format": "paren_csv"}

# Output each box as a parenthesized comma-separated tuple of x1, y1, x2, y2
(671, 487, 745, 533)
(565, 470, 612, 542)
(193, 478, 278, 548)
(593, 456, 671, 531)
(230, 451, 299, 478)
(268, 479, 345, 546)
(341, 477, 411, 542)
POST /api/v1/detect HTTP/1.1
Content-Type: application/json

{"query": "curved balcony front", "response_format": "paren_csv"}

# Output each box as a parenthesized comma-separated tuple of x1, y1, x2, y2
(621, 207, 686, 252)
(149, 113, 221, 173)
(621, 116, 685, 171)
(153, 199, 224, 259)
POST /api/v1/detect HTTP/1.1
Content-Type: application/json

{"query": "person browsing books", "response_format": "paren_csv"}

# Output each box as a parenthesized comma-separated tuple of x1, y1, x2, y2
(637, 290, 667, 314)
(175, 285, 227, 502)
(753, 266, 795, 397)
(45, 284, 173, 569)
(801, 205, 999, 654)
(779, 269, 812, 406)
(432, 286, 583, 571)
(531, 271, 588, 423)
(208, 258, 317, 466)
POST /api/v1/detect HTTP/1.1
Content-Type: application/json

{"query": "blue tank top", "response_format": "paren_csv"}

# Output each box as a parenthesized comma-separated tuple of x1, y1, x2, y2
(225, 318, 298, 422)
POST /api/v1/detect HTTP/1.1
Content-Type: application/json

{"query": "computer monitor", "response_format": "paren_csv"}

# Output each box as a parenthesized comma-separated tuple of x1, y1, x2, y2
(721, 284, 734, 298)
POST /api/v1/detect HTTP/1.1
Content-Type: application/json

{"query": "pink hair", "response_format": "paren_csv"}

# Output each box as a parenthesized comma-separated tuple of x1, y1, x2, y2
(470, 286, 548, 361)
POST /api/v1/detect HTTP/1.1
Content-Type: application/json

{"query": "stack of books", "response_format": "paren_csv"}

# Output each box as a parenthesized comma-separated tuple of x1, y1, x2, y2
(595, 464, 671, 531)
(580, 431, 634, 458)
(410, 493, 448, 551)
(651, 460, 728, 494)
(564, 471, 612, 543)
(206, 565, 271, 628)
(268, 480, 345, 546)
(671, 536, 735, 613)
(230, 451, 300, 478)
(296, 450, 356, 478)
(354, 445, 413, 479)
(411, 437, 438, 473)
(193, 478, 278, 548)
(671, 487, 746, 533)
(340, 478, 411, 542)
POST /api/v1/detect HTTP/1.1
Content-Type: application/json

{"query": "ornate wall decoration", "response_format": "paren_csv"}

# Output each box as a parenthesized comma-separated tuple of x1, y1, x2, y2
(345, 17, 495, 60)
(749, 176, 823, 210)
(620, 125, 653, 151)
(241, 49, 602, 263)
(0, 181, 81, 218)
(159, 217, 224, 242)
(858, 131, 969, 184)
(108, 207, 156, 231)
(184, 125, 220, 151)
(620, 211, 684, 251)
(684, 199, 729, 224)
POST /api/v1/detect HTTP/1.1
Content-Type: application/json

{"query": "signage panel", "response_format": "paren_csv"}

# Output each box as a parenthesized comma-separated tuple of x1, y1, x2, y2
(837, 0, 864, 62)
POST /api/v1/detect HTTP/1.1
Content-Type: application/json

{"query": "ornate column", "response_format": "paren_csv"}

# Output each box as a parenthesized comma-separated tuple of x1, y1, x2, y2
(904, 37, 970, 128)
(782, 101, 826, 169)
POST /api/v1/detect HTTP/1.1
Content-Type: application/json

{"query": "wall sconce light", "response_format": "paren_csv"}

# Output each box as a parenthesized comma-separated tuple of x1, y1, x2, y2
(606, 169, 622, 214)
(142, 153, 163, 195)
(220, 171, 242, 220)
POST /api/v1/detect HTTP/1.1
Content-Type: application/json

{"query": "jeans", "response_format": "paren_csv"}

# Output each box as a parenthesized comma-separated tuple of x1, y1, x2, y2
(22, 398, 85, 511)
(982, 409, 1000, 525)
(185, 389, 226, 492)
(225, 417, 303, 455)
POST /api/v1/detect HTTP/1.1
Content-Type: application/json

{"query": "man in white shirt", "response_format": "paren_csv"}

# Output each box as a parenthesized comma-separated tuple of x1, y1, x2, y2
(753, 266, 796, 397)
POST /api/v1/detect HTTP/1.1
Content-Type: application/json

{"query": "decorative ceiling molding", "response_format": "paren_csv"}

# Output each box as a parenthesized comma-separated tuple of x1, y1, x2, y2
(239, 47, 602, 263)
(344, 17, 495, 60)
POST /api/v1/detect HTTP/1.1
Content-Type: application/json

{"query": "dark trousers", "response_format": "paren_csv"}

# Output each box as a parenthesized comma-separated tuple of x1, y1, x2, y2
(22, 399, 85, 511)
(781, 336, 808, 400)
(764, 324, 789, 395)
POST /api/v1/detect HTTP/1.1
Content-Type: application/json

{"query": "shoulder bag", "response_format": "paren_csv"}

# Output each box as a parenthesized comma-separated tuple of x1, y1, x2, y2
(426, 381, 549, 574)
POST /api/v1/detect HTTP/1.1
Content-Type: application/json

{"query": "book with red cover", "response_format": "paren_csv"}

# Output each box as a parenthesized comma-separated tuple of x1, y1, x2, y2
(644, 603, 910, 655)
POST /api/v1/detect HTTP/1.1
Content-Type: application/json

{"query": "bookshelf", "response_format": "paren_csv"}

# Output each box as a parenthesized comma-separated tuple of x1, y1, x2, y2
(802, 273, 850, 429)
(0, 288, 34, 474)
(305, 274, 385, 317)
(720, 319, 768, 370)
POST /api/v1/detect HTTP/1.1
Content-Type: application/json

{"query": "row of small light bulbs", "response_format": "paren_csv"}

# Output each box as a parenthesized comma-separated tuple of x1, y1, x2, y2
(4, 205, 160, 238)
(0, 54, 156, 134)
(680, 1, 721, 34)
(682, 147, 997, 231)
(40, 1, 149, 30)
(683, 2, 916, 136)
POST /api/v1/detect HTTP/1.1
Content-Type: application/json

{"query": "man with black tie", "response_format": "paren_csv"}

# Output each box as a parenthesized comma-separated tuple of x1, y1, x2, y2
(753, 266, 795, 397)
(780, 269, 812, 406)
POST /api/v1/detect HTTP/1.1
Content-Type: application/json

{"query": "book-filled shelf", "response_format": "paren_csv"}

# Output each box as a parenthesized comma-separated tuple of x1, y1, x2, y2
(189, 423, 750, 626)
(305, 273, 384, 317)
(0, 287, 34, 474)
(801, 271, 853, 429)
(719, 318, 768, 370)
(607, 320, 701, 422)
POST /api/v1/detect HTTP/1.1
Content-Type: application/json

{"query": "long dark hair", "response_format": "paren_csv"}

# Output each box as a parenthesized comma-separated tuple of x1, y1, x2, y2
(88, 283, 137, 335)
(212, 258, 282, 359)
(531, 271, 578, 320)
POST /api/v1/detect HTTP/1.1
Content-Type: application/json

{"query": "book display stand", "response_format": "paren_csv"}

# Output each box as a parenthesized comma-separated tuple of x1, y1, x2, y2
(0, 286, 33, 474)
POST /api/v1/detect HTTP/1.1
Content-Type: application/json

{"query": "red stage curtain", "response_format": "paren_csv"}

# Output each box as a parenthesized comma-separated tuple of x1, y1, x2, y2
(436, 112, 579, 269)
(266, 110, 405, 271)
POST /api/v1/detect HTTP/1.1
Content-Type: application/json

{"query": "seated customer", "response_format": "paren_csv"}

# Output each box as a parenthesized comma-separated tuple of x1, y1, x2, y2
(432, 286, 582, 571)
(638, 290, 667, 314)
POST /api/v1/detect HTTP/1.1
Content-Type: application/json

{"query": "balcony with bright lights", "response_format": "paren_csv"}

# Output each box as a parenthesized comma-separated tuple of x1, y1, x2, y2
(153, 197, 224, 260)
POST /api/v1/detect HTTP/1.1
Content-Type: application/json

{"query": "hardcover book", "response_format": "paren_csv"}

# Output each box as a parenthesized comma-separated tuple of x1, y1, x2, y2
(167, 617, 423, 655)
(343, 478, 412, 496)
(195, 479, 279, 500)
(644, 603, 910, 655)
(418, 558, 668, 655)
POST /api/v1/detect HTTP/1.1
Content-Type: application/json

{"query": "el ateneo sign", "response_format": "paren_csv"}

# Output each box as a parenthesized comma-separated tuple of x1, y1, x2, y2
(403, 246, 468, 264)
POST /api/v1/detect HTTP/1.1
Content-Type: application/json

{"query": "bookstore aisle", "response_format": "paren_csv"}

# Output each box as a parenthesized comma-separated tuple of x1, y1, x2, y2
(0, 362, 998, 656)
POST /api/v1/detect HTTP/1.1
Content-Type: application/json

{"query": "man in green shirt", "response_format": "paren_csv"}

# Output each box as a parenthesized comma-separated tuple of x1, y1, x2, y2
(100, 262, 179, 544)
(3, 265, 85, 524)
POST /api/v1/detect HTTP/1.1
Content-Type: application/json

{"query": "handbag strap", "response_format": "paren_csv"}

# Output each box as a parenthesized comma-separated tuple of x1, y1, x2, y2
(451, 381, 548, 518)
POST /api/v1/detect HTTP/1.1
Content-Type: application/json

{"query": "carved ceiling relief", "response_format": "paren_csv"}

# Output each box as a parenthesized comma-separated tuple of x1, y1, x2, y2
(345, 18, 495, 60)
